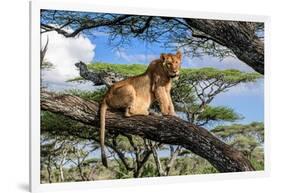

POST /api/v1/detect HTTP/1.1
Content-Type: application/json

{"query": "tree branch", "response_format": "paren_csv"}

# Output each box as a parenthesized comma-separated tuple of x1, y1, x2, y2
(74, 61, 124, 87)
(41, 91, 255, 172)
(184, 19, 264, 74)
(41, 15, 131, 38)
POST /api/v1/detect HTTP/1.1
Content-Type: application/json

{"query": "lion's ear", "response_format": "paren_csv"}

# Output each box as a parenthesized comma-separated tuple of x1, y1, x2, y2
(176, 50, 182, 59)
(160, 53, 166, 61)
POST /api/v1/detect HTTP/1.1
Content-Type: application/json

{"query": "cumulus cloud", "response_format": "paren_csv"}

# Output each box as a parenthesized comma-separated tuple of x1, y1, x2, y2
(223, 79, 264, 97)
(115, 49, 159, 64)
(185, 55, 254, 72)
(41, 29, 95, 83)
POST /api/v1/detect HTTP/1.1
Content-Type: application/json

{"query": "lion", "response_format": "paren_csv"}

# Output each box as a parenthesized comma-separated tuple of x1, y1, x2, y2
(99, 51, 182, 167)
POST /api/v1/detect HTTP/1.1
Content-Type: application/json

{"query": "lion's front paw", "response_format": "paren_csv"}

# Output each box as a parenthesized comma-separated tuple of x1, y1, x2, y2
(149, 111, 161, 116)
(167, 111, 177, 116)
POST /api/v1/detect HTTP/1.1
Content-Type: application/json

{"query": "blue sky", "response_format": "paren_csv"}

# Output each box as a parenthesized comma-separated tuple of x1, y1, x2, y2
(91, 32, 172, 64)
(42, 23, 264, 126)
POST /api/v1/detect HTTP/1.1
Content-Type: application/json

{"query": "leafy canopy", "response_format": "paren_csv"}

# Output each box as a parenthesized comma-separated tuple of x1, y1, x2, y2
(180, 67, 262, 83)
(88, 62, 146, 76)
(211, 122, 264, 140)
(197, 105, 242, 123)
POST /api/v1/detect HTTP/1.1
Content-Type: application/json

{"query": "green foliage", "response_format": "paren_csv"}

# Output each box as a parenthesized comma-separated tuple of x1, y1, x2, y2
(197, 106, 242, 123)
(141, 162, 158, 177)
(230, 135, 259, 154)
(66, 77, 85, 82)
(180, 67, 262, 83)
(212, 122, 264, 142)
(41, 61, 54, 70)
(114, 163, 131, 179)
(173, 156, 218, 175)
(250, 159, 264, 171)
(41, 111, 77, 133)
(212, 122, 264, 168)
(41, 111, 97, 144)
(66, 88, 107, 102)
(88, 62, 147, 76)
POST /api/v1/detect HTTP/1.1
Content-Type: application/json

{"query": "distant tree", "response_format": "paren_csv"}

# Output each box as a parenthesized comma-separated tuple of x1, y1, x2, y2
(172, 67, 261, 125)
(41, 110, 155, 179)
(106, 134, 156, 178)
(68, 142, 97, 181)
(40, 37, 53, 69)
(211, 122, 264, 160)
(41, 134, 72, 183)
(41, 111, 100, 182)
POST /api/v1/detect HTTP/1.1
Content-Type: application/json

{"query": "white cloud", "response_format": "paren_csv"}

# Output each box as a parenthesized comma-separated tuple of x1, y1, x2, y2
(41, 29, 95, 83)
(115, 49, 159, 64)
(223, 79, 264, 97)
(184, 55, 254, 72)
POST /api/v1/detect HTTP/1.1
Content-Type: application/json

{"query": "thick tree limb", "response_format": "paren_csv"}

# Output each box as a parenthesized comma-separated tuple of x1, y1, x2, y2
(41, 91, 255, 172)
(75, 62, 124, 87)
(184, 19, 264, 74)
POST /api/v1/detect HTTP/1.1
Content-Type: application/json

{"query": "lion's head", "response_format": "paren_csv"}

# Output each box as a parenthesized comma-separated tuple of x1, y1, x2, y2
(160, 51, 182, 79)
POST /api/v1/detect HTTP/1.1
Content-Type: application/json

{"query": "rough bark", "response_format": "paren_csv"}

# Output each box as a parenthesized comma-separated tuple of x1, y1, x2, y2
(184, 19, 264, 74)
(41, 91, 255, 172)
(75, 62, 124, 87)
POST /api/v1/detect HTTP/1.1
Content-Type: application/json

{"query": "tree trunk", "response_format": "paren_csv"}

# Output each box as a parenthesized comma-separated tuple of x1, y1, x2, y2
(151, 145, 166, 176)
(184, 19, 264, 74)
(41, 91, 255, 172)
(59, 165, 64, 182)
(166, 146, 181, 175)
(47, 156, 52, 183)
(78, 164, 86, 181)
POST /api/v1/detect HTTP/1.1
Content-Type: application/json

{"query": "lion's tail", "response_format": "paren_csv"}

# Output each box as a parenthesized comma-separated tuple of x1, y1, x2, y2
(100, 100, 108, 167)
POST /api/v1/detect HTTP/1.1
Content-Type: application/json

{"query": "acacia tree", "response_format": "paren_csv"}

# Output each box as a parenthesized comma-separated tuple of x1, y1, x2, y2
(41, 111, 101, 182)
(41, 134, 73, 183)
(211, 122, 264, 160)
(172, 67, 261, 125)
(68, 143, 94, 181)
(41, 10, 264, 74)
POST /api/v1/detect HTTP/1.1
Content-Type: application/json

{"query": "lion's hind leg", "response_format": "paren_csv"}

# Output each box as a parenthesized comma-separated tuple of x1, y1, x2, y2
(127, 105, 149, 117)
(107, 84, 136, 116)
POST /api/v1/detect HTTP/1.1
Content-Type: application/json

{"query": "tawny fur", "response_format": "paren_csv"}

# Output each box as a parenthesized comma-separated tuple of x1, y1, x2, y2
(100, 51, 182, 167)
